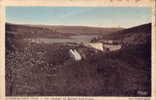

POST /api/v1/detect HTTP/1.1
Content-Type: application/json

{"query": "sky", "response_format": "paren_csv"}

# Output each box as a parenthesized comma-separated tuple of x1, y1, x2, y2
(6, 7, 152, 28)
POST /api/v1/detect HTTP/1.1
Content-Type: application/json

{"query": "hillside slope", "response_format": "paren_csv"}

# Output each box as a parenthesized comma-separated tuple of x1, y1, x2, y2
(93, 23, 151, 45)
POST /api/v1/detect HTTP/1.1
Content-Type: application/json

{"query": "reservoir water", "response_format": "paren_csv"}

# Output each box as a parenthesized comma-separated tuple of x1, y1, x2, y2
(26, 35, 98, 44)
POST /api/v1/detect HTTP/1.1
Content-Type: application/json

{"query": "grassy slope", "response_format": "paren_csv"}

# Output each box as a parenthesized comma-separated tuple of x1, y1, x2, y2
(5, 42, 151, 96)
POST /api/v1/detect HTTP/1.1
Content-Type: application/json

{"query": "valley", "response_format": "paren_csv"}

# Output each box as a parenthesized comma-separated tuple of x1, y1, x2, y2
(5, 23, 151, 96)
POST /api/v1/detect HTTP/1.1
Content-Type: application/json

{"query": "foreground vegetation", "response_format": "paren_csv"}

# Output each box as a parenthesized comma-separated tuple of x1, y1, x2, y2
(6, 41, 151, 96)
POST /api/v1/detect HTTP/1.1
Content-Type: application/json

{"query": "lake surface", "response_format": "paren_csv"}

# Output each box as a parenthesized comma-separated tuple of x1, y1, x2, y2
(26, 35, 98, 44)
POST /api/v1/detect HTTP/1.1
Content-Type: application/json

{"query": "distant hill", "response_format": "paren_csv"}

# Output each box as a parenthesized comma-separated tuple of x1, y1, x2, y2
(29, 24, 123, 35)
(6, 23, 123, 38)
(92, 23, 151, 45)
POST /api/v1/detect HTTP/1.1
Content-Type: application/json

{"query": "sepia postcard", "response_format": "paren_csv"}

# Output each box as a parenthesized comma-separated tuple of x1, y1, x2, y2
(0, 0, 156, 100)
